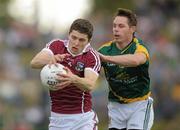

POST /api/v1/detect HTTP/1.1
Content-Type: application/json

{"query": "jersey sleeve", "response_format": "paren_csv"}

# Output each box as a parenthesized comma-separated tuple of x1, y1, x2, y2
(42, 39, 64, 55)
(85, 50, 101, 76)
(135, 44, 150, 60)
(98, 47, 103, 54)
(98, 41, 113, 54)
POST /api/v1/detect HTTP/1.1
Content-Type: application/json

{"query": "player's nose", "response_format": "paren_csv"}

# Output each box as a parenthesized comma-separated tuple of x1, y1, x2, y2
(74, 40, 80, 46)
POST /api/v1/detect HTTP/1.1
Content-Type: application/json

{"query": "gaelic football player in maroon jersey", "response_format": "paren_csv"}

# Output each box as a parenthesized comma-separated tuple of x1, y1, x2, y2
(30, 19, 101, 130)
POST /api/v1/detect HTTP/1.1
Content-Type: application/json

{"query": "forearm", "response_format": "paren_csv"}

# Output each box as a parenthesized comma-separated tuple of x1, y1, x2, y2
(30, 57, 50, 69)
(104, 54, 145, 67)
(30, 51, 52, 69)
(72, 75, 96, 91)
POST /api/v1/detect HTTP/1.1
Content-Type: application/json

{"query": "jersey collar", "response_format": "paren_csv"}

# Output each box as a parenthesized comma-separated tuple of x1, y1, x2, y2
(64, 40, 91, 57)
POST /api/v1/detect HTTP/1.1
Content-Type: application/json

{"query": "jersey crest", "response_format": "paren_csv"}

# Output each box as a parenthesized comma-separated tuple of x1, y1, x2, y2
(75, 62, 85, 72)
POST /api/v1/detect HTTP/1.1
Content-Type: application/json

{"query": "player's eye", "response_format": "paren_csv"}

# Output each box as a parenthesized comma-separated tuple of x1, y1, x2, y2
(71, 35, 77, 40)
(79, 38, 86, 42)
(113, 24, 116, 28)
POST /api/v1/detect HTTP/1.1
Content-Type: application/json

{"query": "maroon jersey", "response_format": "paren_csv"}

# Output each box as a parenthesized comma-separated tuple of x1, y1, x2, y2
(43, 39, 101, 114)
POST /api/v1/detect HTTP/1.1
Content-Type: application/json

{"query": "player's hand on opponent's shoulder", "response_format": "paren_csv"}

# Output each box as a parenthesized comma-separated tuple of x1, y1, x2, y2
(49, 53, 70, 67)
(98, 52, 107, 62)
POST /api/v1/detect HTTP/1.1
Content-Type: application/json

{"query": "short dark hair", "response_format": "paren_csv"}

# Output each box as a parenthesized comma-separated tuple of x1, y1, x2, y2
(69, 19, 93, 41)
(115, 8, 137, 26)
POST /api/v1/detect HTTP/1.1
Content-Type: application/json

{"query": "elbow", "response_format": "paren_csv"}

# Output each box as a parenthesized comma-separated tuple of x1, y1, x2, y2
(131, 54, 147, 67)
(30, 60, 36, 68)
(132, 59, 146, 67)
(133, 60, 141, 66)
(130, 59, 143, 67)
(30, 59, 40, 69)
(82, 85, 94, 92)
(81, 83, 96, 92)
(87, 86, 94, 92)
(87, 83, 97, 91)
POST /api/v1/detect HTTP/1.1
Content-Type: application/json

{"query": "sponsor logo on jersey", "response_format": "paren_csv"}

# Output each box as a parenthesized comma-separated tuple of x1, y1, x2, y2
(107, 63, 116, 66)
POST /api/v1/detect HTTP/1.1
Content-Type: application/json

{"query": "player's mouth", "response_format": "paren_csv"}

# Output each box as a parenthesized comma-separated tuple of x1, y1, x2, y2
(114, 34, 120, 38)
(72, 47, 78, 52)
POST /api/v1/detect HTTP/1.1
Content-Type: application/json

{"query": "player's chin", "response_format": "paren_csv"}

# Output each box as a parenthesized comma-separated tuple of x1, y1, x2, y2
(114, 38, 123, 43)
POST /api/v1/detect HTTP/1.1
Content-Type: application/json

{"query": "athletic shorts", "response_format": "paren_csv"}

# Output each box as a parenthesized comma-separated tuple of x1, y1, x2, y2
(108, 97, 154, 130)
(49, 110, 98, 130)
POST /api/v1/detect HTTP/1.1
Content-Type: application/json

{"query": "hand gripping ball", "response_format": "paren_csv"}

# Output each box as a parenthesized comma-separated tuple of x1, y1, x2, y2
(40, 64, 67, 90)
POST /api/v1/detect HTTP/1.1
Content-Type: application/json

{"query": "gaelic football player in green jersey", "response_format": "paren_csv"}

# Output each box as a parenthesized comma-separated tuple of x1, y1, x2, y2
(98, 8, 154, 130)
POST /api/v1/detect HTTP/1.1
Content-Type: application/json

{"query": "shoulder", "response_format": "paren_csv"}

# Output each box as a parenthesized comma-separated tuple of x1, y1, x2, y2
(133, 37, 150, 59)
(98, 41, 113, 52)
(46, 39, 67, 49)
(84, 48, 101, 72)
(133, 38, 149, 50)
(86, 48, 100, 61)
(45, 39, 68, 54)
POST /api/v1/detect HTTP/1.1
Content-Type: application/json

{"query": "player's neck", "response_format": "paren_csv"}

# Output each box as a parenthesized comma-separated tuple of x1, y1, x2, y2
(115, 36, 133, 50)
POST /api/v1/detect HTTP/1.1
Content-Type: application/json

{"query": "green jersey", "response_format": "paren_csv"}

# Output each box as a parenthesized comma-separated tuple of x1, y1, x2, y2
(98, 37, 151, 103)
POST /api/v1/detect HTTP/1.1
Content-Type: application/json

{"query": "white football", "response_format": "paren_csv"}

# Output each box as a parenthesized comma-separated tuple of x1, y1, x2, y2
(40, 63, 67, 91)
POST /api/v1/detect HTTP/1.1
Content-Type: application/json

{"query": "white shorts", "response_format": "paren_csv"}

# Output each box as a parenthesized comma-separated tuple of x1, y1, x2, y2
(49, 110, 98, 130)
(108, 97, 154, 130)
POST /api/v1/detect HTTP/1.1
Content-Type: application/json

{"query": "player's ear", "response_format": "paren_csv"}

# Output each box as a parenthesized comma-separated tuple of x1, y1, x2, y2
(87, 36, 92, 42)
(131, 26, 136, 33)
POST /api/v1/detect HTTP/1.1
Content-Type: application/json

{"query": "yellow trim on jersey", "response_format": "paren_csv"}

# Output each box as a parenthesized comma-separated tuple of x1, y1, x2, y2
(98, 41, 113, 50)
(133, 37, 139, 43)
(134, 38, 150, 60)
(109, 86, 151, 103)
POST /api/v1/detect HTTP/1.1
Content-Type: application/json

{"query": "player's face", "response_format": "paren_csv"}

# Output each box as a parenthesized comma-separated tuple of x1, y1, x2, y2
(68, 30, 89, 55)
(113, 16, 135, 44)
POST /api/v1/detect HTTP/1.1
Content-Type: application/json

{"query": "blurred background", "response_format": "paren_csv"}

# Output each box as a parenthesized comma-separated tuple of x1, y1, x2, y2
(0, 0, 179, 130)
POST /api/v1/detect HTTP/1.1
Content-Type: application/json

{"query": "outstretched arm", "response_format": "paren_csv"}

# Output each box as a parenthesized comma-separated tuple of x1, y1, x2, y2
(99, 52, 147, 67)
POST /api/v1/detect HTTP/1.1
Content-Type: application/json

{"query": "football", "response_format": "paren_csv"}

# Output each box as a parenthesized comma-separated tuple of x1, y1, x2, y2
(40, 63, 67, 90)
